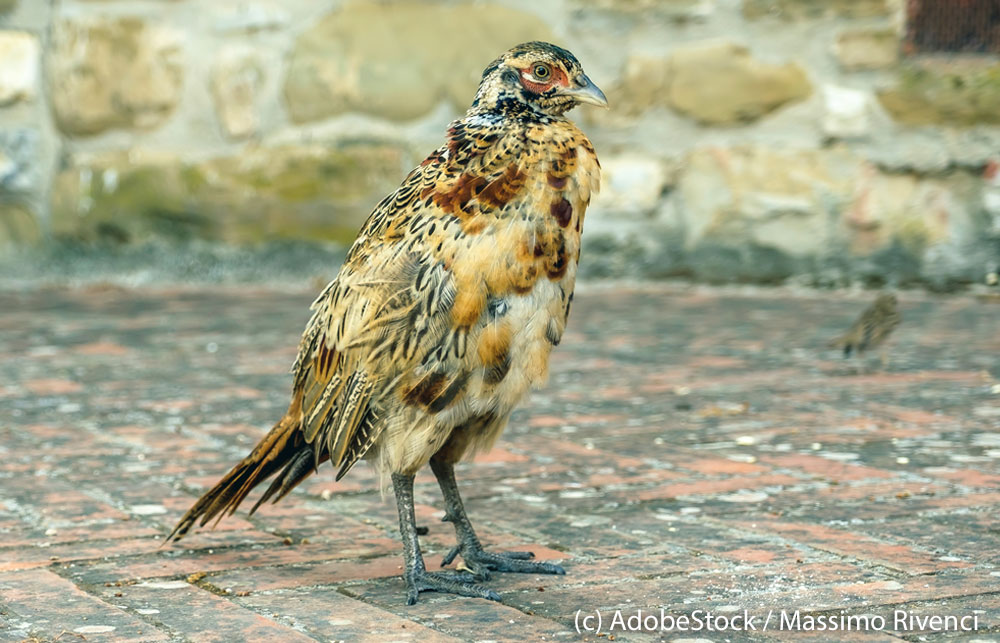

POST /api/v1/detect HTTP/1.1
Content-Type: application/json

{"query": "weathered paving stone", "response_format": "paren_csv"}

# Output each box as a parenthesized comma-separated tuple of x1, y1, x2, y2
(387, 595, 580, 641)
(59, 538, 401, 586)
(204, 555, 408, 594)
(94, 581, 316, 642)
(723, 518, 973, 574)
(235, 586, 461, 641)
(0, 568, 169, 641)
(851, 511, 1000, 567)
(0, 285, 998, 639)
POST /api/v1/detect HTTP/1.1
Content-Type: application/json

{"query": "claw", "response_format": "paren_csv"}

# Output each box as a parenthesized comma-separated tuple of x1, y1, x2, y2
(428, 460, 566, 589)
(443, 546, 564, 576)
(441, 543, 491, 580)
(441, 544, 461, 567)
(404, 569, 501, 605)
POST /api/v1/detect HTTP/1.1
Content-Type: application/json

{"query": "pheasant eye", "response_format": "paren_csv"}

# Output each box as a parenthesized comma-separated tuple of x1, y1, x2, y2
(533, 64, 551, 80)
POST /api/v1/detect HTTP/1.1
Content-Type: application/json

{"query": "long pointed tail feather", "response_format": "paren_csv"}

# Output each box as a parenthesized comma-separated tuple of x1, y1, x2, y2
(250, 446, 330, 514)
(165, 409, 316, 543)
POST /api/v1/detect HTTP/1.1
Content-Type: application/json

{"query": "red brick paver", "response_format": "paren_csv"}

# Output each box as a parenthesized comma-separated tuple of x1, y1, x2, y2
(1, 285, 998, 641)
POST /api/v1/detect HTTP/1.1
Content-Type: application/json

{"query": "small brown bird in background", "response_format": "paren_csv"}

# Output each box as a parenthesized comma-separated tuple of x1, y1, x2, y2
(828, 293, 901, 369)
(166, 42, 607, 604)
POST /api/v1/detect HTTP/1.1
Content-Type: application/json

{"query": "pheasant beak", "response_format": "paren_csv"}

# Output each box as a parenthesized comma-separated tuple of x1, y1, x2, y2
(562, 73, 608, 108)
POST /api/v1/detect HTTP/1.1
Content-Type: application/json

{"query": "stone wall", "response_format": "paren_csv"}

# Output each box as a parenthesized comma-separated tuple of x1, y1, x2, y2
(1, 0, 999, 288)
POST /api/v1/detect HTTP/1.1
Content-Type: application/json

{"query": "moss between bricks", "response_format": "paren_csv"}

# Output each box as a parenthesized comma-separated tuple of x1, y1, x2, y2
(878, 62, 1000, 127)
(51, 144, 408, 246)
(0, 203, 40, 246)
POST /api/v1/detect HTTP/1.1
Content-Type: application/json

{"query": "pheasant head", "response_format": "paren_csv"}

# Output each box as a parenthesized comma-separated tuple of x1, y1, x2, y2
(470, 41, 608, 117)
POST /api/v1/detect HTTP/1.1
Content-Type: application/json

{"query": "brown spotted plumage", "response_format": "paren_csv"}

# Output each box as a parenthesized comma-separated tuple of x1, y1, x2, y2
(167, 42, 606, 604)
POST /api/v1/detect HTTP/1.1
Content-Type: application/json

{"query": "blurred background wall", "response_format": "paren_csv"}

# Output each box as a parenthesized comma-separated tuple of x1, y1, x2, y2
(0, 0, 998, 288)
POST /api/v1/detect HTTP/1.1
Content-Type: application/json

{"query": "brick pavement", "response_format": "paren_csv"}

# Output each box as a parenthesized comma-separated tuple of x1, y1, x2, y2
(1, 284, 998, 642)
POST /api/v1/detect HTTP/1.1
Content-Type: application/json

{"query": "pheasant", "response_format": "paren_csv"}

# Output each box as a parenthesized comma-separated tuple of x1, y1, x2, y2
(828, 293, 901, 369)
(166, 42, 606, 604)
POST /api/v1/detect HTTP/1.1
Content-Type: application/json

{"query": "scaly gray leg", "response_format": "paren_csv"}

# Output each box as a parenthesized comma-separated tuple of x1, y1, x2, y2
(429, 459, 565, 580)
(391, 472, 499, 605)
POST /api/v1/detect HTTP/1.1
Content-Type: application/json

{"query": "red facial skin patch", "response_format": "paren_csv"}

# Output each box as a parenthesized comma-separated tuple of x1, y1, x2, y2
(519, 66, 569, 94)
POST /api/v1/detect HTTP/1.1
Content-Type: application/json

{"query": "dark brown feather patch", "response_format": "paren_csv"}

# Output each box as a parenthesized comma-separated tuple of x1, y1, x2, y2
(547, 234, 569, 280)
(428, 371, 470, 413)
(547, 174, 567, 189)
(484, 350, 511, 384)
(425, 174, 487, 215)
(479, 165, 527, 209)
(404, 372, 448, 408)
(550, 197, 572, 228)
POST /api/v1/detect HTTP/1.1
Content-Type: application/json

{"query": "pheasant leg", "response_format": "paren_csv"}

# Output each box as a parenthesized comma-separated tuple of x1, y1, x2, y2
(430, 459, 565, 580)
(391, 472, 499, 605)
